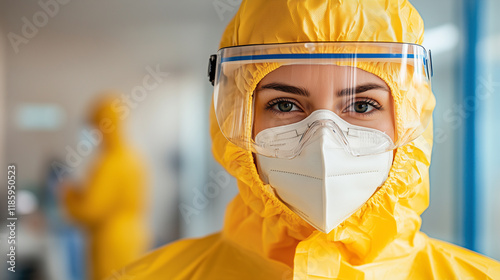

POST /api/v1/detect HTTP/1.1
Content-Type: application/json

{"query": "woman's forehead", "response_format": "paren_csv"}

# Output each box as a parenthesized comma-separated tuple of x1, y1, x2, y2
(258, 64, 390, 90)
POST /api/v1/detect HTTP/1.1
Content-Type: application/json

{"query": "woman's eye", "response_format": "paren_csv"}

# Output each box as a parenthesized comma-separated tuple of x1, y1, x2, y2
(276, 102, 294, 112)
(269, 100, 300, 113)
(353, 102, 372, 113)
(345, 100, 381, 114)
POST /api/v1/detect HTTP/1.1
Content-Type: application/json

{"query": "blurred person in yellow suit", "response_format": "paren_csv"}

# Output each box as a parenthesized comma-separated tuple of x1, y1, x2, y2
(110, 0, 500, 279)
(61, 93, 150, 280)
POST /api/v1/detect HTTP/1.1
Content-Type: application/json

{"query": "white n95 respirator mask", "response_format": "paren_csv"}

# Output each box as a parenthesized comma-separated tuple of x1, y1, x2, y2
(255, 110, 393, 233)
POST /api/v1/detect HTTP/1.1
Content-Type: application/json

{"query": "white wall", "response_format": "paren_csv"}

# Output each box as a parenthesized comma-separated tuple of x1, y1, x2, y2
(0, 21, 5, 173)
(0, 20, 6, 278)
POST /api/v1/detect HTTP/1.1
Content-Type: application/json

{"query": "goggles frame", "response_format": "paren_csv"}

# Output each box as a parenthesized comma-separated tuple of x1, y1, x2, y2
(208, 42, 433, 86)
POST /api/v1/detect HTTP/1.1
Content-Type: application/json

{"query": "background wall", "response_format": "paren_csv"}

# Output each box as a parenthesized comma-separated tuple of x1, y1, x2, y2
(0, 19, 7, 277)
(0, 22, 5, 172)
(412, 0, 462, 245)
(477, 0, 500, 259)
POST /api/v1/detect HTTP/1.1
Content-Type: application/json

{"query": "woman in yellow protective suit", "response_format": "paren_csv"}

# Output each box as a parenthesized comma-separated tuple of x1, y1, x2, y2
(112, 0, 500, 279)
(62, 94, 150, 280)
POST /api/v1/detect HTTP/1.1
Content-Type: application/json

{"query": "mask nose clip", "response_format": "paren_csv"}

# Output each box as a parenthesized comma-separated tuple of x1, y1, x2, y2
(254, 109, 393, 159)
(301, 118, 350, 150)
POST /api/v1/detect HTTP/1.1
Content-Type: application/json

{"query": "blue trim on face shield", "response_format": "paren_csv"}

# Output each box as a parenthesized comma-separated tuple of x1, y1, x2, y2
(221, 53, 422, 63)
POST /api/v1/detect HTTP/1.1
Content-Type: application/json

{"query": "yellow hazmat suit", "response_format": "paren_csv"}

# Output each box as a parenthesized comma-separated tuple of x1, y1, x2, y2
(63, 94, 150, 280)
(112, 1, 500, 279)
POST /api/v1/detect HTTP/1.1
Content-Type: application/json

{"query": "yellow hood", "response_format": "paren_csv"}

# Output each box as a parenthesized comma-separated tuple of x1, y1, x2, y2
(211, 0, 434, 277)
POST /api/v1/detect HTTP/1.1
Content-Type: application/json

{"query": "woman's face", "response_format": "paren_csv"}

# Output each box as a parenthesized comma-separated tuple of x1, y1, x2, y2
(253, 65, 395, 141)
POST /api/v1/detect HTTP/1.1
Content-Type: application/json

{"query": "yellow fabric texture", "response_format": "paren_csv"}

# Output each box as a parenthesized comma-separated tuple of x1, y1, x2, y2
(112, 0, 500, 279)
(63, 94, 150, 280)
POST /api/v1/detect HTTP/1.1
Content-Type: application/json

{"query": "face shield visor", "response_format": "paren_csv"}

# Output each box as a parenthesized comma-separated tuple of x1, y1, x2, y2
(208, 42, 434, 159)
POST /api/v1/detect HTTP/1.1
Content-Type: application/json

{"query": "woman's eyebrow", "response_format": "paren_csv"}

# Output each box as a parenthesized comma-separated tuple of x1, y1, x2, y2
(259, 82, 310, 97)
(337, 83, 389, 97)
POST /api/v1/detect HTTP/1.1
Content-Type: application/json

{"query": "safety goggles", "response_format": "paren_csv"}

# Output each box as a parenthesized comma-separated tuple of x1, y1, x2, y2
(208, 42, 434, 158)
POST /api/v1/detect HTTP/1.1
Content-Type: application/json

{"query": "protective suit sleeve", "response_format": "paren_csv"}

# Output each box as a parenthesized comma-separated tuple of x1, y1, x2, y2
(63, 157, 119, 226)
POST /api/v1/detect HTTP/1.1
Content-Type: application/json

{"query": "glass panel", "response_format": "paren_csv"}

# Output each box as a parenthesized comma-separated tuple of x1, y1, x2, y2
(477, 0, 500, 261)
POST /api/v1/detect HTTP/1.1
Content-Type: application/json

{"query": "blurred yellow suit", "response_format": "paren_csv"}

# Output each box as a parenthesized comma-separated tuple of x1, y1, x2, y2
(63, 94, 149, 280)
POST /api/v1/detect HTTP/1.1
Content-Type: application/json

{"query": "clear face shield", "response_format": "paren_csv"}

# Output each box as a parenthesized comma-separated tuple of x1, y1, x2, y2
(208, 42, 434, 159)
